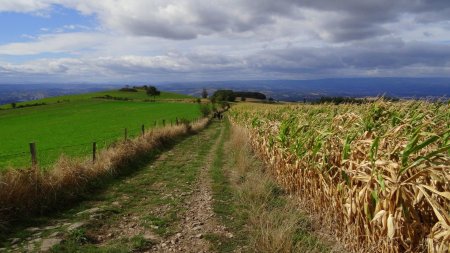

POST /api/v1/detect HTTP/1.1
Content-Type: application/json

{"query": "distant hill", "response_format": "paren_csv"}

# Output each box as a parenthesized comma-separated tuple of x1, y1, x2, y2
(0, 84, 119, 106)
(159, 77, 450, 101)
(1, 78, 449, 104)
(0, 85, 191, 107)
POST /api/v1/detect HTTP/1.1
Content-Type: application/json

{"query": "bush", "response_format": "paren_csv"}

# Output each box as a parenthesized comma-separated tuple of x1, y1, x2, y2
(94, 95, 131, 101)
(119, 87, 138, 92)
(234, 91, 266, 100)
(211, 90, 235, 102)
(219, 101, 229, 110)
(199, 103, 211, 117)
(14, 102, 47, 109)
(202, 88, 208, 99)
(146, 86, 161, 97)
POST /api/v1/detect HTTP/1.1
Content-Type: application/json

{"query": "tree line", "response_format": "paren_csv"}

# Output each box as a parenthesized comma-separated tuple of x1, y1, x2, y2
(207, 89, 267, 102)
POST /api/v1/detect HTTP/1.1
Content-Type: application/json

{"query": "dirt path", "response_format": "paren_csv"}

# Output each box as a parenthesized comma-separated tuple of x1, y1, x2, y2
(153, 125, 231, 253)
(1, 119, 334, 253)
(1, 121, 229, 253)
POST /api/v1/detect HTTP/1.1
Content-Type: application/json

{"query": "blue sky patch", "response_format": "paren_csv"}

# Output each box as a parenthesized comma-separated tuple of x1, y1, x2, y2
(0, 5, 97, 44)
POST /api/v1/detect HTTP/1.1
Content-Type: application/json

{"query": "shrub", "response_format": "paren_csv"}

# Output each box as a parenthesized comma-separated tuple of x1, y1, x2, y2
(211, 90, 235, 102)
(199, 103, 211, 117)
(146, 86, 161, 97)
(119, 87, 138, 92)
(202, 88, 208, 99)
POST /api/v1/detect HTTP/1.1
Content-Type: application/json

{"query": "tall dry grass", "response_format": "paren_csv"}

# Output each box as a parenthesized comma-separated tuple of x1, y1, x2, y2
(0, 118, 209, 228)
(229, 100, 449, 252)
(228, 126, 331, 253)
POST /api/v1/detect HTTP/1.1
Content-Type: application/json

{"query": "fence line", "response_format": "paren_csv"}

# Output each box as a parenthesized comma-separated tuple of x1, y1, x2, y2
(0, 151, 28, 159)
(0, 116, 202, 168)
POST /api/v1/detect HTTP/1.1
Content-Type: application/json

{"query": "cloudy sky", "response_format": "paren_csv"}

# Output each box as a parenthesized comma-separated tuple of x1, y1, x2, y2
(0, 0, 449, 83)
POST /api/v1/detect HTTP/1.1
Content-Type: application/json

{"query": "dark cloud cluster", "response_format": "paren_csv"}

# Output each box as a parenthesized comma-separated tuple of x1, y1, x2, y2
(91, 0, 450, 41)
(2, 37, 449, 83)
(0, 0, 449, 82)
(249, 39, 450, 75)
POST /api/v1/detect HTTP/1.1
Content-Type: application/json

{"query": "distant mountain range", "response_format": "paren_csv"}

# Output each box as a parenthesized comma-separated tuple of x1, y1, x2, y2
(1, 78, 449, 105)
(0, 84, 118, 105)
(159, 78, 450, 101)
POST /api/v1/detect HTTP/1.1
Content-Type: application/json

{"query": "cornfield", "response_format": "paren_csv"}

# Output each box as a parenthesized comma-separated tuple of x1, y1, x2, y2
(229, 100, 449, 252)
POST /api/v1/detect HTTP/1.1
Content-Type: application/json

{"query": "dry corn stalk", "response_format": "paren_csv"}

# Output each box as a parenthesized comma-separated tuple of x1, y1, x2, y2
(229, 100, 450, 252)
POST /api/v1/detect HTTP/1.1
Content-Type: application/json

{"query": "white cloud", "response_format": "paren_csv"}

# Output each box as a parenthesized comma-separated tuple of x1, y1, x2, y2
(1, 37, 449, 84)
(1, 0, 450, 42)
(0, 0, 450, 82)
(0, 0, 52, 13)
(0, 32, 109, 55)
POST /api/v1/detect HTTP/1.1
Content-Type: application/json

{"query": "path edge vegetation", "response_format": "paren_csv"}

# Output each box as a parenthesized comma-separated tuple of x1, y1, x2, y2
(0, 118, 210, 235)
(229, 100, 450, 252)
(208, 119, 333, 252)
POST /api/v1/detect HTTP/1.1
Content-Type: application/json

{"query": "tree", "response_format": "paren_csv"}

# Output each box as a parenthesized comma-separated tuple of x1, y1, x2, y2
(199, 103, 211, 116)
(211, 90, 235, 102)
(146, 86, 161, 100)
(233, 91, 266, 100)
(201, 88, 208, 99)
(11, 102, 16, 109)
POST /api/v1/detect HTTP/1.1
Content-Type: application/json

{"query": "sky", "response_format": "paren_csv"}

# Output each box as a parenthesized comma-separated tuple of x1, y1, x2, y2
(0, 0, 449, 84)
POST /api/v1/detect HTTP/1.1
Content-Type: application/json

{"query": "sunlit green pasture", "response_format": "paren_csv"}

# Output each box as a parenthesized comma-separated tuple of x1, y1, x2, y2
(0, 89, 193, 109)
(0, 99, 201, 169)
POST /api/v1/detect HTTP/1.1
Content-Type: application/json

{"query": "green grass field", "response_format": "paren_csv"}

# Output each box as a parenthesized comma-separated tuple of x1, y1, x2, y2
(0, 98, 201, 170)
(0, 89, 193, 109)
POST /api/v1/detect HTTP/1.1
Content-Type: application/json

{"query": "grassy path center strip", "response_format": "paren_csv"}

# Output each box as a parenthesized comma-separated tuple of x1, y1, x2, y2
(2, 121, 220, 252)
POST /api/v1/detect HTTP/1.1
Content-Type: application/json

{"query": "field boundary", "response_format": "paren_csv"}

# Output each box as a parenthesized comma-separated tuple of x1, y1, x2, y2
(0, 117, 210, 233)
(0, 117, 203, 170)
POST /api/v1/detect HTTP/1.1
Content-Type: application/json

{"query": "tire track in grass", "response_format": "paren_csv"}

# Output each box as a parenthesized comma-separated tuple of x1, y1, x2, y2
(208, 120, 337, 253)
(207, 118, 249, 253)
(2, 121, 221, 252)
(153, 119, 233, 253)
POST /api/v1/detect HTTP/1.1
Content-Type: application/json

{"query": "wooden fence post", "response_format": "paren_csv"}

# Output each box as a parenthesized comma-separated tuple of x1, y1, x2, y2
(176, 117, 179, 125)
(141, 124, 145, 136)
(29, 142, 37, 167)
(92, 142, 97, 163)
(124, 128, 128, 141)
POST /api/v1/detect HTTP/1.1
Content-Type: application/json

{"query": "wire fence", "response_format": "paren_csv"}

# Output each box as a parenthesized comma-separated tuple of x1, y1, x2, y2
(0, 151, 28, 159)
(0, 133, 119, 160)
(0, 116, 202, 169)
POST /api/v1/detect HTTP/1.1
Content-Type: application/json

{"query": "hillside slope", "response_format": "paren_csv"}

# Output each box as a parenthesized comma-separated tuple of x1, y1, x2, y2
(0, 89, 200, 169)
(0, 88, 193, 109)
